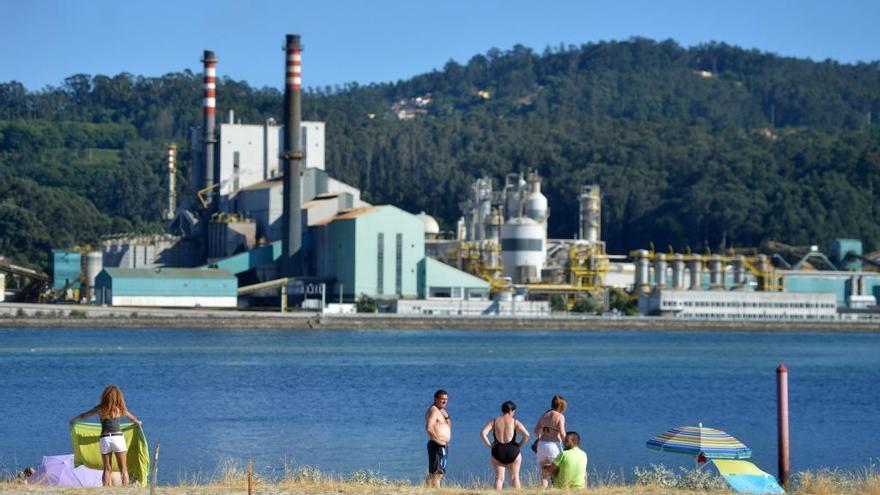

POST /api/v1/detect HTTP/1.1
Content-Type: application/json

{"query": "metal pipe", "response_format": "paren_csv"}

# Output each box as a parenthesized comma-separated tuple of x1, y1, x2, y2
(733, 255, 746, 286)
(672, 254, 685, 289)
(635, 250, 650, 292)
(777, 364, 790, 490)
(281, 34, 304, 277)
(689, 256, 702, 290)
(709, 255, 724, 290)
(654, 253, 667, 289)
(201, 50, 217, 209)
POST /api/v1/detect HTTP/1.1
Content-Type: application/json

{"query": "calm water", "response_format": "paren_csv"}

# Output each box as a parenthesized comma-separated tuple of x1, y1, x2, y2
(0, 328, 878, 485)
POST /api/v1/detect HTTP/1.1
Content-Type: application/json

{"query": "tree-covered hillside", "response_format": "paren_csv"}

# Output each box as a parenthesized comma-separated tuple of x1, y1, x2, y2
(1, 38, 879, 269)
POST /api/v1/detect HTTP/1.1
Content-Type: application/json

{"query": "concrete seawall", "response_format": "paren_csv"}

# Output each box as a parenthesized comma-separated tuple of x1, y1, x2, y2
(1, 302, 878, 332)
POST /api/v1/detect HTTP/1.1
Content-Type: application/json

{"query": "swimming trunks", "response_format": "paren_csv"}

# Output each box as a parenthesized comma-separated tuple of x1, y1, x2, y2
(427, 440, 447, 474)
(491, 419, 520, 465)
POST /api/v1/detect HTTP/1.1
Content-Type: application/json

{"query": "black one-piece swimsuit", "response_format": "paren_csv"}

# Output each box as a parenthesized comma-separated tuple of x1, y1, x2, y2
(491, 419, 520, 465)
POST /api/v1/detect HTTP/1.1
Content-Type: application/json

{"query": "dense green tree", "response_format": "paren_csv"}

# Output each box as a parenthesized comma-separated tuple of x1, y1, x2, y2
(1, 38, 879, 270)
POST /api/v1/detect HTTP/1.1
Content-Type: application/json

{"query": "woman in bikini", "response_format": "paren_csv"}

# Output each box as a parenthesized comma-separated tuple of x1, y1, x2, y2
(69, 385, 142, 486)
(480, 400, 530, 490)
(533, 395, 567, 488)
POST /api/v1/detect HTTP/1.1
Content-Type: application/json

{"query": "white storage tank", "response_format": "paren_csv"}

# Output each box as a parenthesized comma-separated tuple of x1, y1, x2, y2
(418, 212, 440, 239)
(524, 175, 548, 229)
(84, 251, 103, 300)
(501, 217, 545, 284)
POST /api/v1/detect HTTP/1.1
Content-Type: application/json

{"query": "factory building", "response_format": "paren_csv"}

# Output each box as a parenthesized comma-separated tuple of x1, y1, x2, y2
(639, 290, 838, 320)
(310, 205, 489, 301)
(234, 167, 369, 245)
(190, 117, 327, 214)
(95, 268, 237, 308)
(784, 271, 880, 308)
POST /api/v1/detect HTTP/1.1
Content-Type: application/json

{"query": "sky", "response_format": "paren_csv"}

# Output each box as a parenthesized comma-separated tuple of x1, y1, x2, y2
(2, 0, 878, 91)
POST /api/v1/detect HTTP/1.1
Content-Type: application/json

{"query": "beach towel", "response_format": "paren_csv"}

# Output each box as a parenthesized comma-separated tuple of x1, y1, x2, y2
(712, 459, 785, 494)
(70, 422, 150, 486)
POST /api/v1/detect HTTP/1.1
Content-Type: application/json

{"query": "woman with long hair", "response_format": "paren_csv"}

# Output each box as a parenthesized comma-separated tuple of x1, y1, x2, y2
(69, 385, 141, 486)
(533, 395, 567, 488)
(480, 400, 530, 490)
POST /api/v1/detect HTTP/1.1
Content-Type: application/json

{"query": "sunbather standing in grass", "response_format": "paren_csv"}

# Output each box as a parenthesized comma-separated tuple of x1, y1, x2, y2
(425, 389, 451, 488)
(480, 400, 530, 490)
(69, 384, 141, 486)
(534, 395, 567, 488)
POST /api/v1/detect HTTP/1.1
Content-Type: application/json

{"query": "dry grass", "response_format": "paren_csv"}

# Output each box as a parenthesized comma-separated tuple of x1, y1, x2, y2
(2, 462, 878, 495)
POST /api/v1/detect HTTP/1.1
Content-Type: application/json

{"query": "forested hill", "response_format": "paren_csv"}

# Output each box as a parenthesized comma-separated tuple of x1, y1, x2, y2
(2, 38, 880, 268)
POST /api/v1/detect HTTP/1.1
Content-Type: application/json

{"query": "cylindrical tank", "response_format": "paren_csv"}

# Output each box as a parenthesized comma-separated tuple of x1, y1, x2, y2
(501, 217, 545, 284)
(485, 208, 502, 243)
(709, 255, 724, 290)
(689, 256, 703, 290)
(757, 254, 771, 273)
(634, 249, 650, 291)
(456, 217, 467, 241)
(486, 241, 501, 269)
(672, 254, 685, 289)
(418, 212, 440, 240)
(524, 174, 548, 227)
(477, 180, 492, 239)
(84, 251, 103, 300)
(653, 253, 667, 288)
(505, 191, 521, 221)
(579, 185, 601, 243)
(733, 255, 746, 286)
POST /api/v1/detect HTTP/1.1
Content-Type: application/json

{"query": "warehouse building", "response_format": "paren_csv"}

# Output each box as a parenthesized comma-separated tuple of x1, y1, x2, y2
(639, 289, 838, 320)
(95, 267, 237, 308)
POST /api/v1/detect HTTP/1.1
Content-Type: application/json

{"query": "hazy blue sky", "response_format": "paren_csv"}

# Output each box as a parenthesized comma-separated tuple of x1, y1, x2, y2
(2, 0, 878, 91)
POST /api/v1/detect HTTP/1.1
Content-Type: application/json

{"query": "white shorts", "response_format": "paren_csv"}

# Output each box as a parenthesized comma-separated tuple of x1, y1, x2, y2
(99, 435, 127, 455)
(537, 440, 561, 465)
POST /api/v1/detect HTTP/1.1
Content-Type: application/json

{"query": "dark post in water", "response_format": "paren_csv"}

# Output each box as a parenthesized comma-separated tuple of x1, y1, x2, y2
(281, 34, 303, 277)
(777, 363, 790, 490)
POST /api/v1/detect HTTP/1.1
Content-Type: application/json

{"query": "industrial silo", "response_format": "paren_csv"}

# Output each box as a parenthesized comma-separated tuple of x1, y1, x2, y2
(501, 217, 545, 284)
(84, 251, 103, 301)
(523, 173, 548, 230)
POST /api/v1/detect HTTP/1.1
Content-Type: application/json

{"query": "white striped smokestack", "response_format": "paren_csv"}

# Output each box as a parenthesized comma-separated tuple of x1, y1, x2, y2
(202, 50, 218, 210)
(165, 144, 177, 220)
(281, 34, 304, 277)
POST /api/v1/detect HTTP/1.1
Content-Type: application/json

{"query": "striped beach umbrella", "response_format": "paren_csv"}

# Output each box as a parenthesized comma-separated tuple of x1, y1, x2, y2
(646, 424, 752, 459)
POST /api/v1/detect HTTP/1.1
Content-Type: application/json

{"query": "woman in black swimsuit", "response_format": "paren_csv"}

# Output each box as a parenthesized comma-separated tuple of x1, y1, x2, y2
(480, 400, 530, 489)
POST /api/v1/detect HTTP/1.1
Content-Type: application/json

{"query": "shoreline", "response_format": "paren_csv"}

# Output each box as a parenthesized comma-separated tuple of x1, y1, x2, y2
(2, 302, 879, 331)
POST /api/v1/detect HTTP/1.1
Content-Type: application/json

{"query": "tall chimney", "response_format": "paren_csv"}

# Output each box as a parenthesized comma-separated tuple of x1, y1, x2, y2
(201, 50, 218, 210)
(281, 34, 304, 277)
(165, 143, 177, 220)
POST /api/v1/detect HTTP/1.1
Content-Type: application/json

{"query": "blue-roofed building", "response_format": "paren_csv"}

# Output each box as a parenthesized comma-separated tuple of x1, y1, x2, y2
(95, 267, 237, 307)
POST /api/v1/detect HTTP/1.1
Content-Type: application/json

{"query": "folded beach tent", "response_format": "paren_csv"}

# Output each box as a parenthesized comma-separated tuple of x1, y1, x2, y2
(70, 422, 150, 486)
(712, 459, 785, 494)
(27, 454, 103, 487)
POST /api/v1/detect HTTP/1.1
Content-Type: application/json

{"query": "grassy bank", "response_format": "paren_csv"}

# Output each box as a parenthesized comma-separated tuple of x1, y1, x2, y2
(3, 462, 878, 495)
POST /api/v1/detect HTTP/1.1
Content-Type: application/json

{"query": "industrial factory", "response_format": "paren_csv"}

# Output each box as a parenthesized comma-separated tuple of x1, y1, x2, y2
(2, 33, 879, 322)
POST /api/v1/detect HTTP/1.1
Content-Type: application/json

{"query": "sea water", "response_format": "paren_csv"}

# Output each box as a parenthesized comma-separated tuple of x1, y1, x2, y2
(0, 328, 877, 485)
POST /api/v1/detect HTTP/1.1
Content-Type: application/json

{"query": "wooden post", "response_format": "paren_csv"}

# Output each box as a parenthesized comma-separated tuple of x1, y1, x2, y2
(247, 458, 253, 495)
(281, 285, 287, 313)
(777, 364, 790, 490)
(149, 443, 160, 495)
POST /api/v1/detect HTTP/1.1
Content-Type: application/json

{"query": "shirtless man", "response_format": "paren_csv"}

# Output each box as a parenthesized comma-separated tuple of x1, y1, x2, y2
(425, 389, 451, 487)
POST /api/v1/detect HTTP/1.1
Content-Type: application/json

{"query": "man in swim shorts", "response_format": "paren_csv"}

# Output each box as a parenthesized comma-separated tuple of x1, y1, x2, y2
(425, 389, 451, 487)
